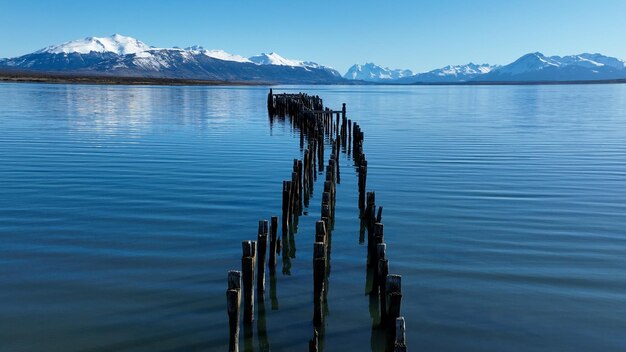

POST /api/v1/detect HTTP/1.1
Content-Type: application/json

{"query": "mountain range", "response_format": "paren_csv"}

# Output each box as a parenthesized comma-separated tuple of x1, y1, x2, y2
(352, 53, 626, 83)
(0, 34, 344, 84)
(1, 34, 626, 84)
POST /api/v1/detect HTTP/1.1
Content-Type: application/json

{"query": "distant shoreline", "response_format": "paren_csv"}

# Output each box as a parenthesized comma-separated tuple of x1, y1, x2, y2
(1, 71, 625, 87)
(0, 72, 263, 86)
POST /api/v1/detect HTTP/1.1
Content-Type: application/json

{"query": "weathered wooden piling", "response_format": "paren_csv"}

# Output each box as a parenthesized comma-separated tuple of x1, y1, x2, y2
(365, 192, 376, 239)
(358, 160, 368, 214)
(372, 223, 384, 264)
(282, 181, 292, 233)
(394, 317, 407, 352)
(269, 216, 278, 273)
(292, 170, 300, 217)
(257, 220, 268, 294)
(267, 89, 274, 116)
(373, 241, 386, 295)
(313, 242, 326, 326)
(379, 256, 390, 323)
(227, 270, 242, 352)
(386, 274, 402, 330)
(315, 220, 327, 244)
(242, 240, 256, 324)
(347, 119, 352, 155)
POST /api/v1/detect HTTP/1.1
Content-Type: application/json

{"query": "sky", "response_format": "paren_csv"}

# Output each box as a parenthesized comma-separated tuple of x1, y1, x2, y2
(1, 0, 625, 74)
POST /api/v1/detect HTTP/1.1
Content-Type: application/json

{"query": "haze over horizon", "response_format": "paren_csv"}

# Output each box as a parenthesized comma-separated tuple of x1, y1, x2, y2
(1, 0, 625, 73)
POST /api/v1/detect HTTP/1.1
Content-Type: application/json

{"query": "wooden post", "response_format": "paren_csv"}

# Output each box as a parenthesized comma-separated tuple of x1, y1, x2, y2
(366, 192, 376, 238)
(374, 242, 386, 296)
(379, 258, 389, 324)
(315, 220, 327, 244)
(227, 270, 241, 352)
(386, 274, 402, 330)
(282, 181, 290, 233)
(269, 216, 278, 273)
(242, 241, 256, 324)
(309, 329, 319, 352)
(318, 134, 324, 171)
(348, 119, 352, 155)
(291, 171, 299, 218)
(335, 146, 341, 184)
(267, 89, 274, 116)
(257, 220, 268, 294)
(372, 223, 384, 265)
(394, 317, 407, 352)
(313, 242, 326, 326)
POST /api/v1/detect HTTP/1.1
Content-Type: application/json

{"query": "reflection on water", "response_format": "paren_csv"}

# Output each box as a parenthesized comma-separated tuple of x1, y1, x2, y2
(1, 83, 626, 352)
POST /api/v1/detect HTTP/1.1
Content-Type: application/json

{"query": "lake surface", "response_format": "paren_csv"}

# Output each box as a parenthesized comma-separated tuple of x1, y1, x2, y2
(1, 82, 626, 352)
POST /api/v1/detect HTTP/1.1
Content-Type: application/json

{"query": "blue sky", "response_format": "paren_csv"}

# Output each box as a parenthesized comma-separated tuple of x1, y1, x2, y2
(1, 0, 625, 73)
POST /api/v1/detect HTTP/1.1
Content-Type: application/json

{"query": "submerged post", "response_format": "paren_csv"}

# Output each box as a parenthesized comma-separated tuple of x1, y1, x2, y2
(309, 329, 319, 352)
(227, 270, 242, 352)
(257, 220, 268, 294)
(386, 274, 403, 340)
(313, 242, 326, 326)
(394, 317, 407, 352)
(242, 241, 256, 324)
(269, 216, 278, 273)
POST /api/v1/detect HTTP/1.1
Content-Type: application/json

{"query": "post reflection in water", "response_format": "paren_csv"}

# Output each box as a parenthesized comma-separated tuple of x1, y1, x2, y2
(257, 295, 270, 352)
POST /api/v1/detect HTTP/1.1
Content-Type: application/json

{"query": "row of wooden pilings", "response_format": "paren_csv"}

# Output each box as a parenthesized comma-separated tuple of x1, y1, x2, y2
(226, 89, 406, 352)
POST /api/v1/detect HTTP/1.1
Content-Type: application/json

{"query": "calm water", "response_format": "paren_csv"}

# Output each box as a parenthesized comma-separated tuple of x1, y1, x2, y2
(1, 83, 626, 352)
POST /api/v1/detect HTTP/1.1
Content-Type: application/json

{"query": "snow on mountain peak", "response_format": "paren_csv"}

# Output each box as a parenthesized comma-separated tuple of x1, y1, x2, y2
(496, 52, 561, 75)
(185, 46, 251, 63)
(249, 52, 307, 67)
(344, 62, 414, 81)
(38, 34, 151, 55)
(432, 63, 496, 77)
(490, 52, 626, 77)
(552, 53, 626, 70)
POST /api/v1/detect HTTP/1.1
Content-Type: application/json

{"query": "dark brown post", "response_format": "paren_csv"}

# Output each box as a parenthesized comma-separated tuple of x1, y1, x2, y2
(374, 242, 387, 296)
(227, 270, 241, 352)
(309, 329, 319, 352)
(269, 216, 278, 273)
(379, 258, 389, 324)
(315, 220, 327, 244)
(348, 119, 352, 155)
(282, 181, 290, 233)
(373, 223, 384, 264)
(394, 317, 407, 352)
(313, 242, 326, 326)
(386, 274, 402, 330)
(242, 240, 256, 324)
(257, 220, 268, 294)
(267, 89, 274, 116)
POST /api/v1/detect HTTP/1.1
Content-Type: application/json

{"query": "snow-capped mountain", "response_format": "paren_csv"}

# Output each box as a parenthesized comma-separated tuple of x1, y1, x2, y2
(476, 52, 626, 82)
(186, 45, 251, 63)
(249, 52, 341, 77)
(37, 34, 151, 56)
(0, 34, 345, 84)
(344, 63, 413, 82)
(394, 63, 497, 83)
(249, 52, 305, 67)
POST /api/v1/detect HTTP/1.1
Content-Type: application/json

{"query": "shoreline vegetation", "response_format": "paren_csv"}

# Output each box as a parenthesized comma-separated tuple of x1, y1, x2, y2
(1, 71, 625, 87)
